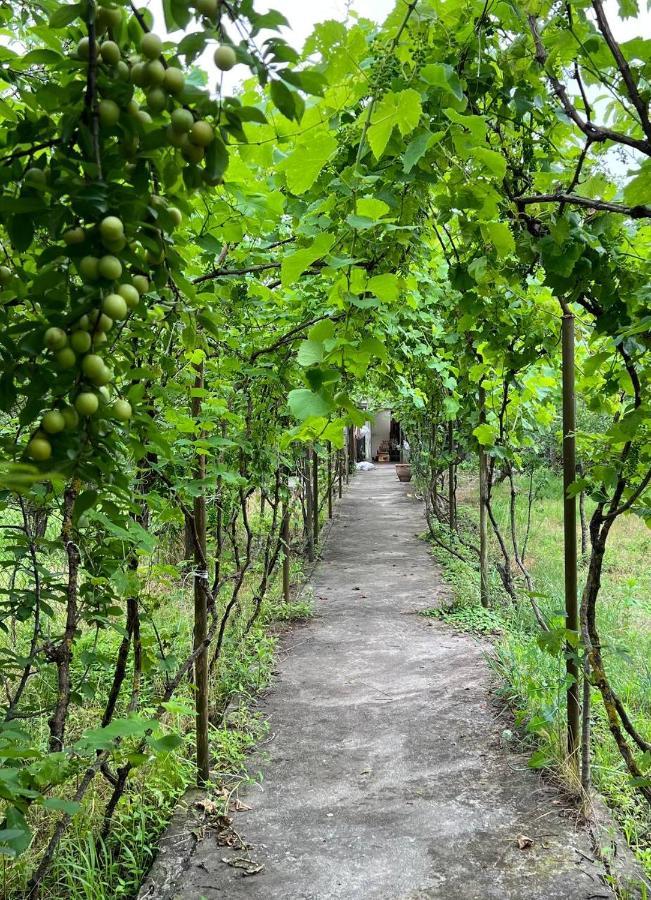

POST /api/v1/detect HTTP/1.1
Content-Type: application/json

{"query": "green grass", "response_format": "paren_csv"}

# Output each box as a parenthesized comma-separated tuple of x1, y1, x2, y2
(1, 536, 313, 900)
(422, 471, 651, 879)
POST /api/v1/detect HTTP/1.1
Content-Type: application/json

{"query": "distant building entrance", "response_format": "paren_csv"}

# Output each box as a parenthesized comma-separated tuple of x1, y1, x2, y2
(353, 408, 408, 463)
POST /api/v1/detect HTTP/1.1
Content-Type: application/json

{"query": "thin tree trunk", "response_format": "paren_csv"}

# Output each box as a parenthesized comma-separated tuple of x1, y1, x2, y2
(562, 308, 581, 773)
(192, 360, 209, 786)
(448, 420, 455, 532)
(48, 482, 80, 753)
(479, 386, 489, 608)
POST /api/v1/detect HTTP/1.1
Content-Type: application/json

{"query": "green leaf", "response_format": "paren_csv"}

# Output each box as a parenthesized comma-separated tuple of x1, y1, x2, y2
(288, 389, 333, 420)
(473, 423, 497, 446)
(367, 273, 399, 301)
(420, 63, 464, 100)
(297, 339, 324, 366)
(73, 490, 98, 524)
(270, 80, 302, 122)
(367, 89, 422, 159)
(481, 221, 515, 258)
(282, 132, 338, 195)
(473, 147, 506, 180)
(403, 129, 440, 173)
(281, 233, 335, 287)
(49, 3, 83, 28)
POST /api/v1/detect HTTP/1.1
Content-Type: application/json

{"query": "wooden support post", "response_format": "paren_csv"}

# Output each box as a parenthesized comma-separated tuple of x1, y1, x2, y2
(327, 441, 333, 519)
(304, 448, 314, 562)
(312, 447, 319, 547)
(562, 308, 580, 771)
(338, 448, 343, 498)
(448, 420, 455, 532)
(479, 385, 489, 608)
(192, 360, 209, 786)
(282, 473, 290, 603)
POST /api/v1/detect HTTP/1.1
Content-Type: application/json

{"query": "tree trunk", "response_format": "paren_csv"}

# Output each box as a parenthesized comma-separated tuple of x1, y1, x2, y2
(479, 386, 489, 608)
(562, 309, 581, 773)
(192, 360, 209, 786)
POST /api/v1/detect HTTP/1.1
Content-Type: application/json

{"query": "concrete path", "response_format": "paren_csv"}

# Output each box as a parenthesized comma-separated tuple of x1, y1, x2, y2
(163, 465, 613, 899)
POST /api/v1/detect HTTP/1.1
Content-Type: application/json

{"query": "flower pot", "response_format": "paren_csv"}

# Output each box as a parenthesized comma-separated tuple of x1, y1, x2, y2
(396, 463, 412, 483)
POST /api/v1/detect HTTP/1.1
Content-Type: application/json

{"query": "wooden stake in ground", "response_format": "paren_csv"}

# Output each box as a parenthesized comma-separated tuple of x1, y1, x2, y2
(327, 441, 333, 519)
(312, 447, 319, 546)
(282, 467, 291, 603)
(448, 420, 455, 532)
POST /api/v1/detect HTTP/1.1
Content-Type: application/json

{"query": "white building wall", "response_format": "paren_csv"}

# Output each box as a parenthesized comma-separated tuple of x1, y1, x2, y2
(371, 409, 392, 458)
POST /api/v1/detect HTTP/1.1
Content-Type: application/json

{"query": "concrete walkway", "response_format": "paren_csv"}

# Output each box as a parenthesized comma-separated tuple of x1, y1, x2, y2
(162, 465, 613, 899)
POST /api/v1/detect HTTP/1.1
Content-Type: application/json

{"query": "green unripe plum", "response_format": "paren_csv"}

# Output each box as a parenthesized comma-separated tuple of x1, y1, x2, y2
(136, 109, 153, 127)
(100, 215, 124, 243)
(27, 436, 52, 461)
(92, 330, 108, 346)
(25, 167, 46, 187)
(103, 293, 128, 320)
(44, 327, 67, 351)
(42, 410, 66, 434)
(56, 347, 77, 369)
(189, 120, 213, 147)
(97, 4, 122, 32)
(130, 61, 147, 86)
(132, 274, 149, 295)
(168, 207, 182, 227)
(98, 99, 120, 127)
(103, 234, 127, 252)
(94, 365, 113, 386)
(196, 0, 218, 14)
(63, 226, 86, 246)
(71, 330, 92, 353)
(166, 125, 186, 148)
(75, 392, 99, 416)
(76, 314, 91, 331)
(116, 60, 130, 81)
(112, 399, 132, 421)
(182, 141, 204, 164)
(98, 385, 111, 401)
(146, 245, 165, 265)
(0, 265, 12, 284)
(147, 87, 167, 113)
(118, 283, 140, 308)
(98, 255, 122, 280)
(61, 406, 79, 429)
(214, 44, 237, 71)
(144, 60, 165, 86)
(100, 40, 121, 65)
(140, 33, 162, 60)
(82, 354, 105, 380)
(80, 255, 100, 281)
(163, 66, 185, 94)
(89, 309, 113, 332)
(171, 107, 193, 133)
(127, 99, 140, 117)
(78, 36, 90, 59)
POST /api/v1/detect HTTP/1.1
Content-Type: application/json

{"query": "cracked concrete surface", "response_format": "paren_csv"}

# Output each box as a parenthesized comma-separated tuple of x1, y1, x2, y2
(155, 464, 620, 899)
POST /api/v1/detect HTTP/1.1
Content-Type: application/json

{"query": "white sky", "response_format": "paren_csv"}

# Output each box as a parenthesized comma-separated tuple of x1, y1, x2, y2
(145, 0, 649, 93)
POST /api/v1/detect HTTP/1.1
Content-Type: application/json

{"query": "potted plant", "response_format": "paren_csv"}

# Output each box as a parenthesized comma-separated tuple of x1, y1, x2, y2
(395, 463, 412, 482)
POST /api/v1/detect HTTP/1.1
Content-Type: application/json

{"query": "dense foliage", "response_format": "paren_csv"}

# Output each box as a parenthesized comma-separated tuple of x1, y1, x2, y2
(0, 0, 649, 894)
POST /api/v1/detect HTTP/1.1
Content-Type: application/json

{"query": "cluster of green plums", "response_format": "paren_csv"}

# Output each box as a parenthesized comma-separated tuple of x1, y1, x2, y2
(25, 213, 157, 462)
(75, 12, 237, 178)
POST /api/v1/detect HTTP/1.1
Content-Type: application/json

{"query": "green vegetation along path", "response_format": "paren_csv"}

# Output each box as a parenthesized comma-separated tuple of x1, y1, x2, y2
(158, 465, 613, 899)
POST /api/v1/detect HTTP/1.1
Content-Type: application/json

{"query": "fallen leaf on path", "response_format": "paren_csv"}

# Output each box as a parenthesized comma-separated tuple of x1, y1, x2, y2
(223, 856, 264, 876)
(516, 834, 534, 850)
(232, 799, 252, 812)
